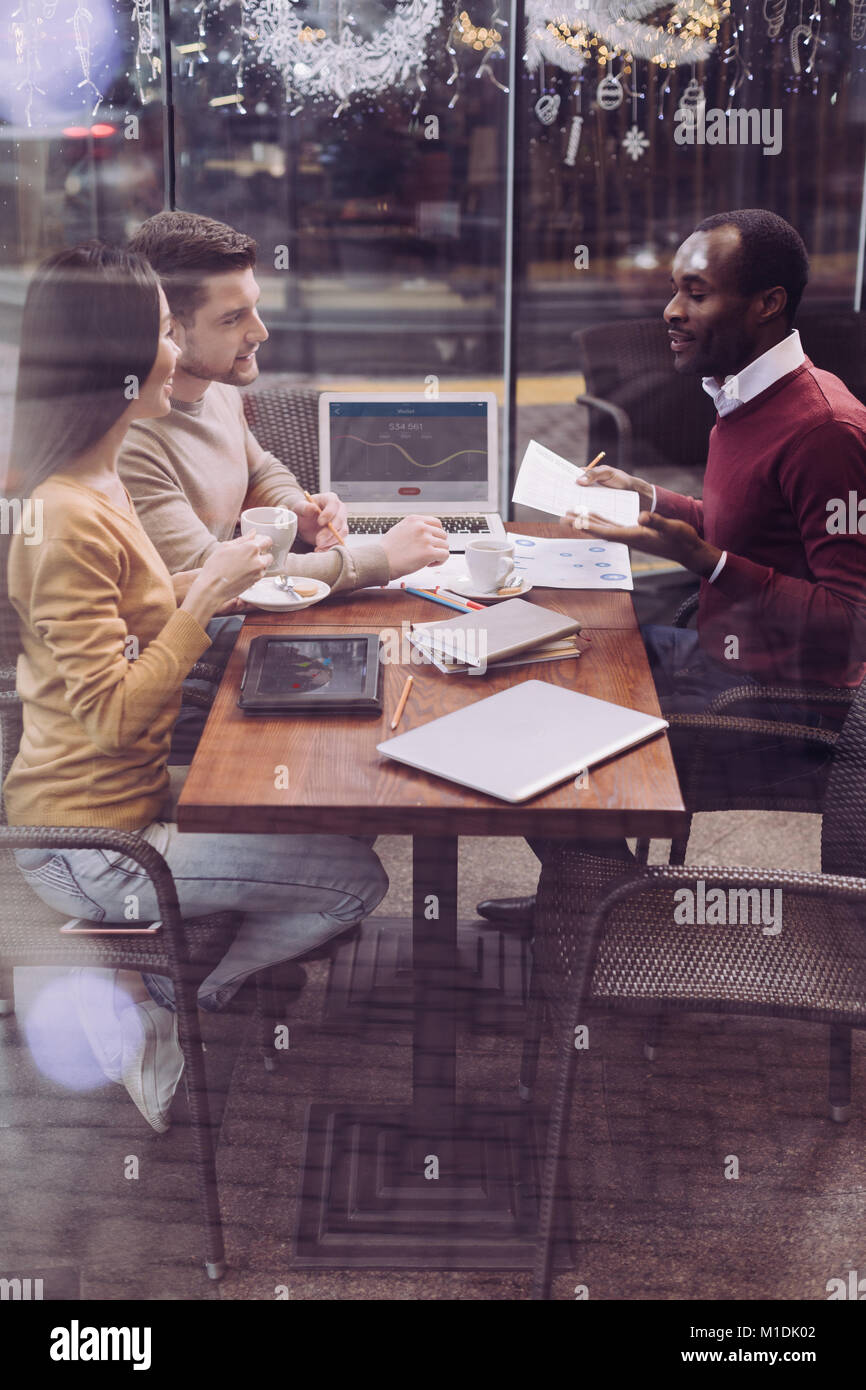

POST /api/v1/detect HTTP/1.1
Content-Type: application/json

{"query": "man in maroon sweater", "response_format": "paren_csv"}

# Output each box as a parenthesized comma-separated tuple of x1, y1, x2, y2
(571, 208, 866, 697)
(478, 208, 866, 926)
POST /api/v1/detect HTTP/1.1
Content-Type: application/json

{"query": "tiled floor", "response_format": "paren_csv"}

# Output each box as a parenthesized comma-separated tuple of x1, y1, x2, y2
(2, 808, 863, 1302)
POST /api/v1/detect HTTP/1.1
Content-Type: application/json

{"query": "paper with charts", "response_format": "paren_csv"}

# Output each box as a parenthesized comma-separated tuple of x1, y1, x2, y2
(512, 439, 641, 526)
(508, 533, 633, 590)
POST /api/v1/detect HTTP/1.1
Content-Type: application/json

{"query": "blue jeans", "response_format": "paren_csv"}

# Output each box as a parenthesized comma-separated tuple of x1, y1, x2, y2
(14, 824, 388, 1011)
(170, 614, 244, 766)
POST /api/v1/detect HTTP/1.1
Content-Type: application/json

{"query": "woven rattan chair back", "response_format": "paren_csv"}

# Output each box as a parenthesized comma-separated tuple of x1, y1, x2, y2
(820, 676, 866, 878)
(241, 384, 321, 495)
(573, 318, 716, 472)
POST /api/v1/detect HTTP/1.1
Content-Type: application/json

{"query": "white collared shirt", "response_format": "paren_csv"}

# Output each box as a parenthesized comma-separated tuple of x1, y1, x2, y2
(701, 329, 805, 417)
(651, 330, 805, 583)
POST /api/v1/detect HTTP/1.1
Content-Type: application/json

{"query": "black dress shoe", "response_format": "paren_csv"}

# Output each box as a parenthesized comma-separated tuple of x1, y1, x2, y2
(476, 895, 537, 929)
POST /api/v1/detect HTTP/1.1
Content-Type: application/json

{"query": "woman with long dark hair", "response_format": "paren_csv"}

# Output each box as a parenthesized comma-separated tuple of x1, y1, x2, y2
(4, 244, 387, 1131)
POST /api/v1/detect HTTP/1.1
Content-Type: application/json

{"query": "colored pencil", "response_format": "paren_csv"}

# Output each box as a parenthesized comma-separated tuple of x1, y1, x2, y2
(401, 585, 473, 613)
(428, 586, 485, 611)
(584, 451, 606, 471)
(390, 675, 414, 730)
(303, 490, 345, 548)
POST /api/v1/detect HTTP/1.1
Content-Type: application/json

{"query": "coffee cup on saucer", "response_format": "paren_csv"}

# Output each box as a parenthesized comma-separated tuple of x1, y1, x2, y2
(240, 506, 298, 574)
(465, 538, 516, 592)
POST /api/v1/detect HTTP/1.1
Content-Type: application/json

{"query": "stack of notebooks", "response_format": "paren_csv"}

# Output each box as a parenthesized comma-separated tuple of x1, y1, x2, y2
(408, 597, 582, 675)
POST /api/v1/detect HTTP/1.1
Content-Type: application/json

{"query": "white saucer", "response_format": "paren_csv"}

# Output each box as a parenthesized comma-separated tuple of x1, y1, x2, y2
(447, 574, 533, 604)
(240, 576, 331, 612)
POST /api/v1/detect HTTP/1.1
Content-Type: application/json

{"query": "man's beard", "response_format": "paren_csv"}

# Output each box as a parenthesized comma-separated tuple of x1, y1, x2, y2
(178, 346, 257, 387)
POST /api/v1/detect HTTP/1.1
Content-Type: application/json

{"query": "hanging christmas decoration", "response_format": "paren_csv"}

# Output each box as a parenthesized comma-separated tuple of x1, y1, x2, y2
(132, 0, 159, 100)
(679, 72, 706, 109)
(564, 80, 584, 165)
(445, 5, 508, 105)
(244, 0, 443, 113)
(622, 122, 650, 157)
(564, 113, 584, 162)
(525, 0, 727, 77)
(789, 3, 813, 71)
(68, 3, 104, 115)
(535, 92, 561, 122)
(596, 71, 625, 108)
(763, 0, 787, 35)
(622, 75, 648, 159)
(721, 26, 751, 108)
(11, 1, 47, 128)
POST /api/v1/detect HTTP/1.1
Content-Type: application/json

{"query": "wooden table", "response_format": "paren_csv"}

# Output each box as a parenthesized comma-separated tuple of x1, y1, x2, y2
(178, 524, 686, 1268)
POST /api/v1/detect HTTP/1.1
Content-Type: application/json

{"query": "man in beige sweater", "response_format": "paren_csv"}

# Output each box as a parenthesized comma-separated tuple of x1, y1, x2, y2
(120, 211, 448, 757)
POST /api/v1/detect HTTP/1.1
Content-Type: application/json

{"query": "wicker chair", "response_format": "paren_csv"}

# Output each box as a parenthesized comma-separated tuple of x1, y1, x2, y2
(523, 673, 866, 1299)
(573, 318, 716, 493)
(240, 383, 321, 495)
(658, 590, 855, 866)
(0, 690, 246, 1279)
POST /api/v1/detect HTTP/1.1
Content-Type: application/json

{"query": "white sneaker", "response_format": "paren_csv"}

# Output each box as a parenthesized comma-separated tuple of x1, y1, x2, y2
(119, 999, 185, 1134)
(66, 968, 124, 1085)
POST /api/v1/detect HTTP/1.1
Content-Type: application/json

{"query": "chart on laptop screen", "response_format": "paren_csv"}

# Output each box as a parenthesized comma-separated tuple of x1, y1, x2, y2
(328, 401, 490, 504)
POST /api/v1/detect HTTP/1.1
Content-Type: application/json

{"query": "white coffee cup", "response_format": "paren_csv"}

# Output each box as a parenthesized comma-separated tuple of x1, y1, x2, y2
(465, 537, 516, 592)
(240, 506, 298, 574)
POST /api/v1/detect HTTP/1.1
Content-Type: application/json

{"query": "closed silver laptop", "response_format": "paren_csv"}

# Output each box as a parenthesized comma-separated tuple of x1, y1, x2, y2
(378, 679, 668, 803)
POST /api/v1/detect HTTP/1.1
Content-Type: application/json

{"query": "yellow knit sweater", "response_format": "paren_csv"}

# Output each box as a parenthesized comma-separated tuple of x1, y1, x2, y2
(5, 475, 211, 828)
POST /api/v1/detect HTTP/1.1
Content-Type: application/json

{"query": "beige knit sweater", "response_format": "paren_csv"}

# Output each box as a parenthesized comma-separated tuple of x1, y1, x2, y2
(5, 476, 211, 828)
(119, 382, 390, 591)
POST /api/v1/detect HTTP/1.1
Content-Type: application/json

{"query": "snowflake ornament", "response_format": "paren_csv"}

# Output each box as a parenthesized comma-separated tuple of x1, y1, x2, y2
(622, 122, 650, 159)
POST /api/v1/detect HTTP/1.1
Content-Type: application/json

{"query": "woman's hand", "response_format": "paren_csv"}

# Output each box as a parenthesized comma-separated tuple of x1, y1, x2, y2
(171, 569, 201, 603)
(181, 535, 273, 627)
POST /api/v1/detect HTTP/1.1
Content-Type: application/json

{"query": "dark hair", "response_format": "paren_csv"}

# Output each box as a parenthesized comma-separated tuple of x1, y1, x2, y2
(694, 209, 809, 324)
(8, 241, 161, 498)
(1, 242, 161, 664)
(128, 211, 257, 323)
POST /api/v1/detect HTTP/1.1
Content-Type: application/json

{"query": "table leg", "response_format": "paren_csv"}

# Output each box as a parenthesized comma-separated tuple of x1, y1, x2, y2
(412, 836, 458, 1132)
(293, 837, 565, 1268)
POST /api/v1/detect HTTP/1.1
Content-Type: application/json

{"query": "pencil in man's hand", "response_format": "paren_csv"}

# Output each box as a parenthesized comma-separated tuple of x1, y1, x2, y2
(585, 451, 606, 471)
(390, 675, 414, 731)
(303, 490, 345, 548)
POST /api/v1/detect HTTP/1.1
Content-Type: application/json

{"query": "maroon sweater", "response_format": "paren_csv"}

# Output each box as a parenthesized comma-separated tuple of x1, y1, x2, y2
(654, 360, 866, 687)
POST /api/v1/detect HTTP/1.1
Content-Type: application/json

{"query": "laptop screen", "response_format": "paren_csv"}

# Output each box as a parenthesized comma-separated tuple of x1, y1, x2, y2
(326, 400, 491, 505)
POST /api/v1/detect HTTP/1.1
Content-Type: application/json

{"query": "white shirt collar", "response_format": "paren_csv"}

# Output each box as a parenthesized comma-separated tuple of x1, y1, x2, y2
(702, 329, 805, 417)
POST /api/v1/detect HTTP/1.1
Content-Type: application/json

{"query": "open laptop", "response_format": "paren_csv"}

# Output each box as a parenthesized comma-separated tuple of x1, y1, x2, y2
(318, 391, 506, 551)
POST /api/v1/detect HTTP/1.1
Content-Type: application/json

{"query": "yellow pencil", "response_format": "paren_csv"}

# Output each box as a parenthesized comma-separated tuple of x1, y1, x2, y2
(303, 490, 345, 547)
(390, 675, 414, 731)
(585, 451, 606, 470)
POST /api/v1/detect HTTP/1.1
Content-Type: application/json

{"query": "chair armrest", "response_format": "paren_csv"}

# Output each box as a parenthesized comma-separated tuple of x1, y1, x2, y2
(546, 857, 866, 1016)
(672, 591, 699, 628)
(589, 860, 866, 928)
(0, 825, 187, 954)
(575, 394, 632, 471)
(665, 712, 839, 750)
(705, 684, 856, 715)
